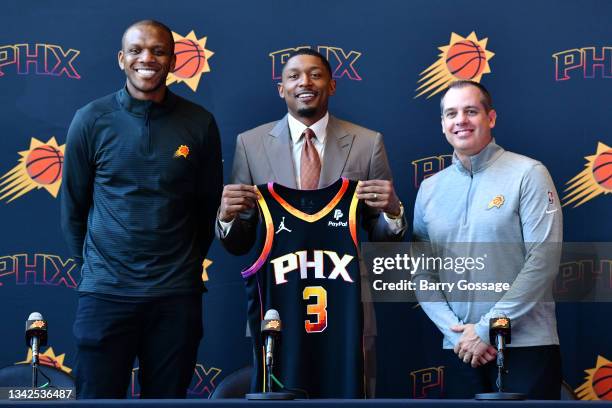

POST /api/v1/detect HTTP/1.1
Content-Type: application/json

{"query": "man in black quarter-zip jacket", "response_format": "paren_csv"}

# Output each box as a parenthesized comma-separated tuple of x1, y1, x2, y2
(60, 19, 222, 399)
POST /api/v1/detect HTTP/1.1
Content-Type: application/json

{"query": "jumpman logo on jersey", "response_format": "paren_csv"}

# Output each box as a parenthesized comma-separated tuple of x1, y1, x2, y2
(275, 217, 292, 234)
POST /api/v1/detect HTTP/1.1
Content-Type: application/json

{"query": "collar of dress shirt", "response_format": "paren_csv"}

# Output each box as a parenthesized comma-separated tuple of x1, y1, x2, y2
(287, 112, 329, 145)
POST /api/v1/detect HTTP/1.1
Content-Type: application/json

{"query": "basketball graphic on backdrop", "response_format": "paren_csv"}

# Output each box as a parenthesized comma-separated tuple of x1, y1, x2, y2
(166, 30, 214, 92)
(592, 148, 612, 190)
(0, 137, 65, 203)
(562, 142, 612, 208)
(592, 364, 612, 400)
(576, 356, 612, 401)
(25, 145, 63, 185)
(415, 31, 495, 99)
(173, 39, 207, 79)
(445, 40, 486, 79)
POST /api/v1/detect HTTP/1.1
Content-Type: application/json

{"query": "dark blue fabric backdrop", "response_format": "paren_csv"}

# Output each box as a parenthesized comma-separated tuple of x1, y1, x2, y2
(0, 0, 610, 400)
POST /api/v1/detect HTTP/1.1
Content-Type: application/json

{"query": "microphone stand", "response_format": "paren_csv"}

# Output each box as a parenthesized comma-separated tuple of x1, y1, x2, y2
(32, 363, 38, 389)
(266, 362, 273, 393)
(246, 338, 294, 400)
(475, 334, 525, 400)
(496, 333, 505, 392)
(31, 339, 39, 389)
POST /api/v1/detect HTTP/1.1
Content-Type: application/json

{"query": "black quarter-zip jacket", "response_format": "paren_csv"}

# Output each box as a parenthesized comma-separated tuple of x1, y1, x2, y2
(61, 87, 222, 297)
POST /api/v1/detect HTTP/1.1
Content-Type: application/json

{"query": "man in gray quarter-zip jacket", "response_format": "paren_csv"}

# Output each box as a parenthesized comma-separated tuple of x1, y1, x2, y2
(413, 80, 563, 399)
(61, 20, 222, 399)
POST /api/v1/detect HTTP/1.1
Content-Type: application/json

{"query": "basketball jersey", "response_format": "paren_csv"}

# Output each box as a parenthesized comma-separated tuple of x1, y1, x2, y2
(243, 177, 365, 398)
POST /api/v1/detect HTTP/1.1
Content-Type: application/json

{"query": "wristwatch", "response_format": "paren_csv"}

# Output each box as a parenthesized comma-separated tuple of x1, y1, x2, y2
(385, 201, 404, 219)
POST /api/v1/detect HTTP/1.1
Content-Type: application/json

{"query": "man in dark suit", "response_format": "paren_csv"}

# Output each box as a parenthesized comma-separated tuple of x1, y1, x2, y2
(216, 48, 405, 396)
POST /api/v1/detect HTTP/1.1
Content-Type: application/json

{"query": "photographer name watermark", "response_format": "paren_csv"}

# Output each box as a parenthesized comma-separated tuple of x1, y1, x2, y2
(361, 242, 612, 303)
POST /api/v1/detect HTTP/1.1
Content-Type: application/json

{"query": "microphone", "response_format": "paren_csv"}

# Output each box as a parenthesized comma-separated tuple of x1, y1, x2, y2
(246, 309, 294, 399)
(489, 313, 511, 348)
(489, 313, 511, 367)
(25, 312, 48, 365)
(476, 314, 525, 399)
(261, 309, 281, 370)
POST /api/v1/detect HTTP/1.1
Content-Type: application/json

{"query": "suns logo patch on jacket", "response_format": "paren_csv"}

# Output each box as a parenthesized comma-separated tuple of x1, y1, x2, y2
(174, 144, 190, 158)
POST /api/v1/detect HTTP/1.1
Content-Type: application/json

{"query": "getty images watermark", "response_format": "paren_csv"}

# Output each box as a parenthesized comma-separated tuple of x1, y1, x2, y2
(361, 242, 612, 303)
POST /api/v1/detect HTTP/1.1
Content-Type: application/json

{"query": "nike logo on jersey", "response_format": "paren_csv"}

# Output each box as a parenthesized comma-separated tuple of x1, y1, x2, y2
(270, 250, 354, 284)
(545, 208, 558, 214)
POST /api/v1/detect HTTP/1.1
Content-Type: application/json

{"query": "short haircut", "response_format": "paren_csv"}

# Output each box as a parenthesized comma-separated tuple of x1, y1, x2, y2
(440, 80, 494, 114)
(283, 48, 333, 77)
(121, 20, 174, 53)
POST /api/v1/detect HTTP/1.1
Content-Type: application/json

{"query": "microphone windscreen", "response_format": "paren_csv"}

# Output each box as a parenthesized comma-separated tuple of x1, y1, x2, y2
(263, 309, 280, 321)
(491, 311, 507, 319)
(28, 312, 44, 321)
(261, 309, 282, 334)
(25, 312, 48, 347)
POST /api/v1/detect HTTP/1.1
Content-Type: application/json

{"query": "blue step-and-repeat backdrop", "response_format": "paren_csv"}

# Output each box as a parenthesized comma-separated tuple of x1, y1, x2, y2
(0, 0, 610, 400)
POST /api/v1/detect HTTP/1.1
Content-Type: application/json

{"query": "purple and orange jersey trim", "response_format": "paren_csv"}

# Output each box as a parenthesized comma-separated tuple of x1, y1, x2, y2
(241, 177, 357, 279)
(349, 186, 359, 250)
(241, 186, 274, 278)
(269, 177, 349, 223)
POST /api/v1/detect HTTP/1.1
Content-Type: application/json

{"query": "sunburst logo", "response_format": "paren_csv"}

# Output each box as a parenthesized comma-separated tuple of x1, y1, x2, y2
(487, 195, 505, 209)
(16, 347, 72, 374)
(562, 142, 611, 208)
(416, 32, 495, 99)
(575, 355, 612, 400)
(492, 318, 509, 328)
(28, 320, 46, 329)
(0, 137, 64, 203)
(166, 30, 214, 92)
(265, 320, 281, 330)
(174, 144, 190, 159)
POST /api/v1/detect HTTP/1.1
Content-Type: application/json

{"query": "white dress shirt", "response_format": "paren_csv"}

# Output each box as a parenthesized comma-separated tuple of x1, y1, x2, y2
(287, 112, 328, 189)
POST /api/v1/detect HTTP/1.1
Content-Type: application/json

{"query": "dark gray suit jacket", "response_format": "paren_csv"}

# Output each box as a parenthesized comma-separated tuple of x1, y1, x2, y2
(217, 114, 405, 254)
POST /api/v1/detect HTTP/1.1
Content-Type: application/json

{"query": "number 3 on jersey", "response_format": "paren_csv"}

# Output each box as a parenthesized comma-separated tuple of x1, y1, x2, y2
(303, 286, 327, 333)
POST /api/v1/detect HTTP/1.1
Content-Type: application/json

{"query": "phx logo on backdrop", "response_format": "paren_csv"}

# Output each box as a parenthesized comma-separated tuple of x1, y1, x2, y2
(0, 43, 80, 79)
(270, 46, 362, 81)
(0, 253, 79, 288)
(553, 46, 611, 81)
(411, 366, 444, 398)
(130, 363, 222, 398)
(0, 253, 213, 288)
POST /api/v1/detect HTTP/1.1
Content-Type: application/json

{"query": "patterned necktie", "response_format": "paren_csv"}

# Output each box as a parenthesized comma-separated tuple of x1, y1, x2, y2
(300, 128, 321, 190)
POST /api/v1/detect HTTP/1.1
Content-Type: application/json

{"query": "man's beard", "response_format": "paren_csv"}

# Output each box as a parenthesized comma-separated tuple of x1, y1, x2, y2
(297, 107, 317, 118)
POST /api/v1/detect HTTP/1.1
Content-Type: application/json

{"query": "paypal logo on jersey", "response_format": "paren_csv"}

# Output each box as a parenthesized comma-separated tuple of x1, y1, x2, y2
(329, 209, 347, 227)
